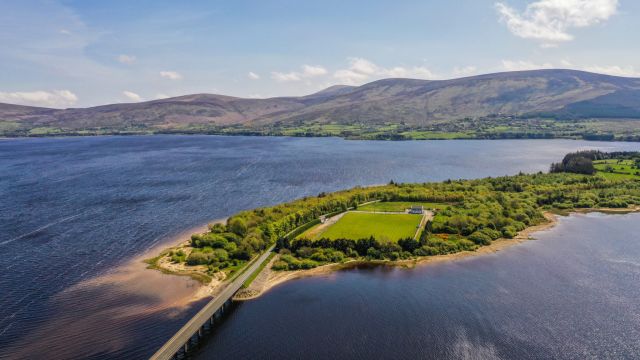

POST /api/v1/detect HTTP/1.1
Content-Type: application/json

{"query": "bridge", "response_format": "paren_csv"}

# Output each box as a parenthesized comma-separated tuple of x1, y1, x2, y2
(150, 245, 275, 360)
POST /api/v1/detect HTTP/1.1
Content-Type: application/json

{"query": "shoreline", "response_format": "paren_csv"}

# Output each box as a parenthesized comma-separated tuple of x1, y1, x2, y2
(235, 211, 560, 300)
(141, 218, 230, 301)
(146, 206, 640, 304)
(3, 132, 639, 143)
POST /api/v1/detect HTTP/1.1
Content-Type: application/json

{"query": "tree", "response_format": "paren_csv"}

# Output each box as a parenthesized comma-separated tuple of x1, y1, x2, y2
(228, 218, 247, 237)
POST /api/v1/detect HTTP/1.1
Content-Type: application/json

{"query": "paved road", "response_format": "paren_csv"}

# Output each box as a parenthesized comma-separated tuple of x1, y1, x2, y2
(414, 211, 433, 239)
(150, 245, 275, 360)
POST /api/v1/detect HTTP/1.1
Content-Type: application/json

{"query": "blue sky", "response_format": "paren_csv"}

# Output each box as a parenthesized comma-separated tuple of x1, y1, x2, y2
(0, 0, 638, 107)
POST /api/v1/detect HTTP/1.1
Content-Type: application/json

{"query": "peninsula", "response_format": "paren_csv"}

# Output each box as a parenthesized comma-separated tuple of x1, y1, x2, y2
(147, 150, 640, 299)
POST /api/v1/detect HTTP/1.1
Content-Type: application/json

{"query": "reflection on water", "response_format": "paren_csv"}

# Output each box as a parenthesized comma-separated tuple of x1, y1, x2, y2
(195, 213, 640, 359)
(1, 136, 639, 359)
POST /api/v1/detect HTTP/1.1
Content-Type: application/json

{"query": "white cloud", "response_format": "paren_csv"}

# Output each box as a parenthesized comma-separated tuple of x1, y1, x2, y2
(271, 64, 328, 82)
(382, 66, 436, 78)
(117, 54, 136, 64)
(348, 58, 378, 75)
(501, 59, 640, 77)
(452, 66, 478, 77)
(271, 71, 302, 82)
(247, 71, 260, 80)
(302, 65, 328, 77)
(333, 69, 370, 84)
(582, 65, 640, 77)
(122, 91, 142, 102)
(501, 59, 554, 71)
(496, 0, 618, 45)
(160, 71, 183, 80)
(0, 90, 77, 108)
(332, 57, 437, 85)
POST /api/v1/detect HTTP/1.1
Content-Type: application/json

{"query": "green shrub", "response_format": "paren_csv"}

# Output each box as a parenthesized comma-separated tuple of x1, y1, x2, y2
(479, 228, 502, 240)
(468, 231, 492, 245)
(210, 248, 229, 262)
(366, 247, 381, 259)
(300, 259, 319, 269)
(224, 241, 237, 253)
(272, 260, 289, 271)
(328, 250, 345, 262)
(296, 246, 314, 258)
(186, 252, 209, 266)
(502, 226, 518, 239)
(209, 223, 226, 233)
(228, 218, 248, 237)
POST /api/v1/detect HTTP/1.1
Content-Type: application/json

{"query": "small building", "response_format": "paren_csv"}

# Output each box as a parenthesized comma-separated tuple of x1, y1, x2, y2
(408, 205, 424, 214)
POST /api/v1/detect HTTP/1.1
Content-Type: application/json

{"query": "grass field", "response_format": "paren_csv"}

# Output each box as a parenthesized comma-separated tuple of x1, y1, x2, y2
(594, 159, 640, 180)
(358, 201, 449, 212)
(313, 212, 422, 242)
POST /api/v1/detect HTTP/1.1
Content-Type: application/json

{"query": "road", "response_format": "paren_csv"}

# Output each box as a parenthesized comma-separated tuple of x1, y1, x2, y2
(150, 244, 275, 360)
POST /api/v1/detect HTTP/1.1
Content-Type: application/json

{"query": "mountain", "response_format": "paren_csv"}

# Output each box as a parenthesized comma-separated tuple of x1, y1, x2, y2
(2, 69, 640, 137)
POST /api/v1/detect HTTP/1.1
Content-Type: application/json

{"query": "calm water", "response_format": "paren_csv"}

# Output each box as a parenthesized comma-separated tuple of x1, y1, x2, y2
(1, 136, 639, 359)
(197, 213, 640, 359)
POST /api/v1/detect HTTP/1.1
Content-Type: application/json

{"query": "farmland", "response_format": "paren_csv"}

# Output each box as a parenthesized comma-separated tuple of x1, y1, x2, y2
(594, 159, 640, 180)
(309, 212, 423, 242)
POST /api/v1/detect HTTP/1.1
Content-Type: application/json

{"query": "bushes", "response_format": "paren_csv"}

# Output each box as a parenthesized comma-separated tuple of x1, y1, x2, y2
(599, 198, 629, 208)
(502, 226, 518, 239)
(274, 254, 320, 270)
(186, 252, 208, 266)
(185, 248, 229, 266)
(170, 249, 186, 263)
(272, 260, 289, 271)
(479, 228, 502, 240)
(468, 231, 492, 245)
(228, 218, 247, 237)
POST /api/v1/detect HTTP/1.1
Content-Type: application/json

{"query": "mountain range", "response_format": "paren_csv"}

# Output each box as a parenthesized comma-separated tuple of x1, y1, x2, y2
(2, 69, 640, 138)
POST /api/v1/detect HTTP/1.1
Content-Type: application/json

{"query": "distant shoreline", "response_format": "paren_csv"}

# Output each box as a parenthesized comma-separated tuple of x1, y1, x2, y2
(1, 131, 638, 142)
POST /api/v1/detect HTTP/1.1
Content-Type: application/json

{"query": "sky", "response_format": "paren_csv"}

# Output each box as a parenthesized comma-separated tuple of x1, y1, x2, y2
(0, 0, 639, 108)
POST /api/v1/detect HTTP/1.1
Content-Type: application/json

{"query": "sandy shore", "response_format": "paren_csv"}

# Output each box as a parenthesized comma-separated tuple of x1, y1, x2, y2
(141, 218, 231, 301)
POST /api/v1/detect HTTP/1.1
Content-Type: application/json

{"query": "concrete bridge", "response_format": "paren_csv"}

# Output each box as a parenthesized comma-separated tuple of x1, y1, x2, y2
(150, 245, 275, 360)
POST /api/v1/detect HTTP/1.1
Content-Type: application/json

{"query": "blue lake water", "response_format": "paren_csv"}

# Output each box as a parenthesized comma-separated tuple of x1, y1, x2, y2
(1, 136, 639, 359)
(196, 212, 640, 359)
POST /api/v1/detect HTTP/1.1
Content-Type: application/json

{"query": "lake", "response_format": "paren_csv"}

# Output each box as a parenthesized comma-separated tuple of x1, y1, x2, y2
(1, 136, 639, 359)
(195, 212, 640, 359)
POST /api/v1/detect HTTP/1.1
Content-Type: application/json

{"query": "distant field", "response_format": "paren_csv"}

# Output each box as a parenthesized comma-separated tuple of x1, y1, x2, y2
(594, 159, 640, 180)
(358, 201, 449, 212)
(313, 212, 422, 242)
